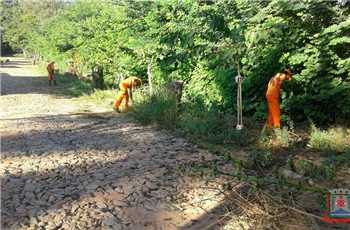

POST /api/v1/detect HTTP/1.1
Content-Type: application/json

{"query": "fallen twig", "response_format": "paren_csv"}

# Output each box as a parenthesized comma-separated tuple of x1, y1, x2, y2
(283, 205, 323, 221)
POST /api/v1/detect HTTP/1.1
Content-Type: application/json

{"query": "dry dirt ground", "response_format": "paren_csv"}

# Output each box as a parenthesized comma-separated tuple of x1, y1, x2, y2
(0, 57, 247, 230)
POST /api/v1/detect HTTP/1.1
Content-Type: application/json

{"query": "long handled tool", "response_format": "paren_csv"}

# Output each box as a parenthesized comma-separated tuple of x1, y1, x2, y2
(235, 64, 243, 130)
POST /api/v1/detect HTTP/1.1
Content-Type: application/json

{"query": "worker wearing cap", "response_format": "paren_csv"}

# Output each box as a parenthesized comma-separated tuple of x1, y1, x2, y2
(113, 77, 142, 112)
(266, 69, 292, 128)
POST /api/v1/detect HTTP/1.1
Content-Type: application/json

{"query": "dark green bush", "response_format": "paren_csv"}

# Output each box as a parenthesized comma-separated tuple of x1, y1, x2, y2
(249, 150, 273, 168)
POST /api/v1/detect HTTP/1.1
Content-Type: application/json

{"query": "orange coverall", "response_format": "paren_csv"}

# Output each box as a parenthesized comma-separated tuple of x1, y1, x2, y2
(47, 62, 55, 81)
(266, 73, 285, 128)
(113, 77, 141, 110)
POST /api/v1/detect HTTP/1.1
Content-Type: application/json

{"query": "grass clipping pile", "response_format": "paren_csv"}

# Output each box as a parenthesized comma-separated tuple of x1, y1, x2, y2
(178, 176, 317, 230)
(223, 184, 316, 229)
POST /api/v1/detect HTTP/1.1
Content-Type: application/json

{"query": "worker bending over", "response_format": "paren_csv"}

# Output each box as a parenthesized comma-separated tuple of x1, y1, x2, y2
(47, 61, 57, 86)
(113, 77, 142, 112)
(266, 68, 292, 128)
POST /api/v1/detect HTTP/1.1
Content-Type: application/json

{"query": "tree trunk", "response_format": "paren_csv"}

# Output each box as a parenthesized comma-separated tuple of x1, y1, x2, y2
(22, 49, 27, 58)
(147, 59, 153, 95)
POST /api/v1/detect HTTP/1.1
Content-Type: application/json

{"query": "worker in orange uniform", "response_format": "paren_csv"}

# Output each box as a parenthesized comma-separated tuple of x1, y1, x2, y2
(47, 61, 57, 86)
(266, 68, 292, 128)
(113, 77, 142, 112)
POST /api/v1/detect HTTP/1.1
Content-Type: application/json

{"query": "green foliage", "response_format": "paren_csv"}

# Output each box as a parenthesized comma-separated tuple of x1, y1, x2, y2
(259, 127, 293, 148)
(324, 150, 350, 167)
(308, 124, 350, 153)
(131, 84, 252, 147)
(179, 102, 250, 146)
(0, 0, 66, 54)
(273, 128, 292, 148)
(184, 61, 235, 111)
(286, 17, 350, 124)
(56, 73, 93, 97)
(78, 89, 117, 107)
(242, 0, 350, 124)
(292, 157, 336, 180)
(249, 150, 273, 168)
(184, 62, 224, 109)
(2, 0, 349, 124)
(131, 88, 178, 129)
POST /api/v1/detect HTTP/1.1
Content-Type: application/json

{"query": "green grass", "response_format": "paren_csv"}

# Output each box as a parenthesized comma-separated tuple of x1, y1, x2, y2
(131, 87, 178, 129)
(291, 157, 336, 180)
(52, 73, 117, 108)
(178, 106, 252, 146)
(274, 128, 292, 148)
(34, 63, 94, 98)
(56, 73, 94, 97)
(259, 127, 293, 149)
(324, 150, 350, 167)
(77, 89, 116, 107)
(308, 124, 350, 153)
(130, 87, 254, 147)
(249, 150, 273, 168)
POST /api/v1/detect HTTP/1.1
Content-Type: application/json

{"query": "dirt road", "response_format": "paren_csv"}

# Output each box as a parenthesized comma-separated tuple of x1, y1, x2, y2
(0, 57, 236, 230)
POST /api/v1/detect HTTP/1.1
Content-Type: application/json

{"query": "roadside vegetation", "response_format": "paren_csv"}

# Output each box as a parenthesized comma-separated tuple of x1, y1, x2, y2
(1, 0, 349, 228)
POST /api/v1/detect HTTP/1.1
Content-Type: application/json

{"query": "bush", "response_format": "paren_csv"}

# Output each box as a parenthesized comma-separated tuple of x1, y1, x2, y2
(249, 150, 273, 168)
(308, 124, 350, 153)
(325, 150, 350, 167)
(131, 87, 178, 129)
(131, 85, 253, 146)
(290, 155, 336, 180)
(259, 127, 293, 148)
(274, 128, 292, 148)
(56, 73, 93, 97)
(179, 101, 252, 146)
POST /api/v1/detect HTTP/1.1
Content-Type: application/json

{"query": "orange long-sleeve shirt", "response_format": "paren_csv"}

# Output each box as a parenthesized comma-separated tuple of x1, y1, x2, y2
(119, 77, 141, 90)
(47, 62, 54, 74)
(47, 62, 55, 81)
(266, 73, 283, 98)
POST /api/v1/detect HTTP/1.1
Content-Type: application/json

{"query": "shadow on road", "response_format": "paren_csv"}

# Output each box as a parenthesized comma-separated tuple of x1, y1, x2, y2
(0, 58, 88, 97)
(1, 112, 157, 157)
(1, 111, 230, 229)
(0, 73, 54, 95)
(1, 59, 33, 66)
(0, 65, 20, 68)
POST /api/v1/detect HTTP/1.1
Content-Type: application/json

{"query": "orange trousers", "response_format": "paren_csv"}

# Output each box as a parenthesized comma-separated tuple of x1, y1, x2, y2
(266, 95, 280, 128)
(114, 88, 129, 109)
(48, 73, 54, 81)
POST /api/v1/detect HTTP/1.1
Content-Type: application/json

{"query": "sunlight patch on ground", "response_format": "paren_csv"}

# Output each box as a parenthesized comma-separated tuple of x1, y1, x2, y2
(180, 183, 226, 218)
(0, 95, 77, 119)
(173, 176, 231, 228)
(221, 216, 252, 230)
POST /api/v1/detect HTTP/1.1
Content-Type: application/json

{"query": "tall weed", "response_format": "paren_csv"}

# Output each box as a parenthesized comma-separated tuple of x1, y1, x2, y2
(308, 124, 350, 153)
(131, 87, 178, 129)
